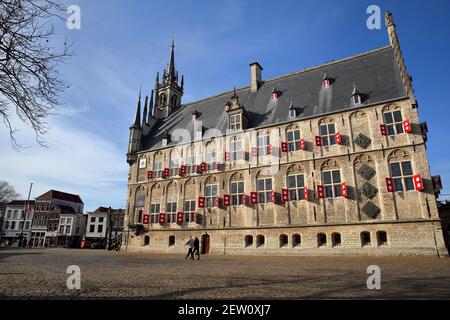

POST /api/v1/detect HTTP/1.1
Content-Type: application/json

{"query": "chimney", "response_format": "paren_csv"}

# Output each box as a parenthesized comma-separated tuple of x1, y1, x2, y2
(249, 62, 263, 93)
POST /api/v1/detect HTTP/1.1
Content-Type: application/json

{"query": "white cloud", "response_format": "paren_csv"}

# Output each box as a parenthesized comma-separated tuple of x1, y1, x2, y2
(0, 111, 128, 211)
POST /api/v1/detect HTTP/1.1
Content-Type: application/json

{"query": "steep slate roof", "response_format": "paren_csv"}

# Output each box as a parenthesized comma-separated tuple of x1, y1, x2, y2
(35, 190, 83, 204)
(7, 200, 35, 206)
(142, 46, 406, 151)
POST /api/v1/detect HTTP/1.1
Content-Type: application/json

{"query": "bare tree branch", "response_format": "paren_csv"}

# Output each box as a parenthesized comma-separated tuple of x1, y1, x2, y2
(0, 0, 73, 149)
(0, 180, 20, 202)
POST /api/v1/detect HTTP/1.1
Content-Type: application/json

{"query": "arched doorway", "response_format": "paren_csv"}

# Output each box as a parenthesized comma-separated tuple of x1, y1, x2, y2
(201, 234, 210, 254)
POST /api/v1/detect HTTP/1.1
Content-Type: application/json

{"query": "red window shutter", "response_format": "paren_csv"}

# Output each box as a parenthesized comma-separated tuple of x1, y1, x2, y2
(341, 183, 347, 198)
(201, 162, 207, 173)
(215, 195, 221, 208)
(271, 190, 275, 203)
(317, 185, 325, 199)
(323, 79, 330, 87)
(252, 147, 258, 157)
(315, 136, 322, 147)
(281, 188, 289, 202)
(147, 171, 153, 181)
(223, 195, 230, 206)
(143, 214, 149, 224)
(380, 124, 387, 136)
(336, 132, 341, 145)
(414, 174, 424, 191)
(403, 119, 411, 133)
(224, 152, 230, 162)
(241, 194, 246, 206)
(198, 196, 205, 208)
(267, 144, 272, 155)
(180, 165, 187, 176)
(281, 142, 288, 153)
(159, 213, 165, 224)
(250, 192, 258, 204)
(193, 211, 197, 224)
(304, 187, 308, 200)
(385, 177, 394, 192)
(271, 92, 278, 100)
(213, 162, 218, 170)
(240, 150, 246, 160)
(176, 212, 184, 225)
(163, 168, 169, 177)
(300, 138, 305, 150)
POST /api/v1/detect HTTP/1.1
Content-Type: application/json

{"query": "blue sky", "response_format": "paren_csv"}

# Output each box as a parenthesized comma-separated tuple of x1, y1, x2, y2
(1, 0, 450, 211)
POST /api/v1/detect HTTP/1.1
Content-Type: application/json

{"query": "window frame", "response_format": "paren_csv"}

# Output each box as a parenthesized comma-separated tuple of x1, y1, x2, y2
(150, 203, 160, 224)
(319, 123, 336, 146)
(287, 174, 305, 202)
(229, 114, 242, 132)
(322, 169, 342, 198)
(383, 110, 404, 136)
(390, 160, 415, 192)
(230, 139, 243, 161)
(166, 202, 177, 223)
(257, 134, 270, 156)
(184, 200, 196, 223)
(153, 161, 163, 179)
(287, 129, 302, 152)
(205, 183, 218, 209)
(230, 180, 244, 206)
(257, 177, 273, 204)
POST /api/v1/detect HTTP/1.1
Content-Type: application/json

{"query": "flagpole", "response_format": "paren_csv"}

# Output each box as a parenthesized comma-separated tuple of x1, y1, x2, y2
(19, 182, 33, 248)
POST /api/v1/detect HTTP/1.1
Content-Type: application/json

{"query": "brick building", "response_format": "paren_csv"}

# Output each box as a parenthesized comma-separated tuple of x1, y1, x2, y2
(123, 12, 447, 257)
(30, 190, 84, 247)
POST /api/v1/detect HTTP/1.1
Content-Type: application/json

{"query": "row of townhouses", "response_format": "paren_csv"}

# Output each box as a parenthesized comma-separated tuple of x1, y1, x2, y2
(0, 190, 124, 249)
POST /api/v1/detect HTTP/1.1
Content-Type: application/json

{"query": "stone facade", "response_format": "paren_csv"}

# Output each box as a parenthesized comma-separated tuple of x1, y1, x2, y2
(123, 12, 447, 257)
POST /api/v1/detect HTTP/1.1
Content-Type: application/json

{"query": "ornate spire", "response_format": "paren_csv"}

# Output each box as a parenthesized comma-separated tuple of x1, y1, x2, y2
(167, 40, 176, 82)
(148, 89, 154, 122)
(132, 86, 142, 127)
(181, 75, 184, 91)
(142, 95, 148, 126)
(352, 82, 358, 95)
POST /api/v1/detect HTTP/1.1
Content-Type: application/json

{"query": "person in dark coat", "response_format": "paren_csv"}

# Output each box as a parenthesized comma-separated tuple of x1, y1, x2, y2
(185, 235, 194, 260)
(193, 237, 200, 260)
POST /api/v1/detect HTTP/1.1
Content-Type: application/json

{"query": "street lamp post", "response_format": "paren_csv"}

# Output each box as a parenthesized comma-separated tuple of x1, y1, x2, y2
(19, 182, 33, 248)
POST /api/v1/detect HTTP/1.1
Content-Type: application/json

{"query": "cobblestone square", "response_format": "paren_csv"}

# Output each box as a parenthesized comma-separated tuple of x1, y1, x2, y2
(1, 248, 450, 299)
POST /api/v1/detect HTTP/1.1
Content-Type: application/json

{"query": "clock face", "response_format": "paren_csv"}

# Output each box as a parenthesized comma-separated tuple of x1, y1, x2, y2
(139, 158, 147, 169)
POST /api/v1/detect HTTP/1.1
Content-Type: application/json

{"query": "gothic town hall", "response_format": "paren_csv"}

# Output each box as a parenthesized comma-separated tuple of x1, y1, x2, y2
(123, 12, 447, 257)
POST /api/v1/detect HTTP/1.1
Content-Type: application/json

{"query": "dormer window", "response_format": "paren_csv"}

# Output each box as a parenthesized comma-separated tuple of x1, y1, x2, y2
(322, 72, 330, 88)
(288, 101, 296, 119)
(192, 111, 199, 121)
(229, 114, 241, 132)
(353, 94, 361, 105)
(224, 101, 231, 112)
(271, 86, 278, 100)
(289, 109, 296, 119)
(352, 83, 362, 105)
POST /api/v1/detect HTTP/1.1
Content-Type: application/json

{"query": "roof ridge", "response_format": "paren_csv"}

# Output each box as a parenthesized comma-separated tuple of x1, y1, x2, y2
(181, 45, 392, 107)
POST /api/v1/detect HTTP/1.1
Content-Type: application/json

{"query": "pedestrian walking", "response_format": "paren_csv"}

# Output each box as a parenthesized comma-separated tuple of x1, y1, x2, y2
(185, 235, 194, 260)
(193, 237, 200, 260)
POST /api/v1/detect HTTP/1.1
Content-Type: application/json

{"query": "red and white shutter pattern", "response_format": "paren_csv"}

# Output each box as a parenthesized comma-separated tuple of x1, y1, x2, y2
(414, 174, 424, 191)
(281, 188, 289, 202)
(341, 183, 347, 198)
(385, 178, 394, 192)
(176, 212, 184, 225)
(198, 196, 205, 208)
(317, 185, 325, 199)
(250, 192, 258, 204)
(335, 132, 342, 145)
(315, 136, 322, 147)
(403, 120, 411, 133)
(380, 124, 388, 136)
